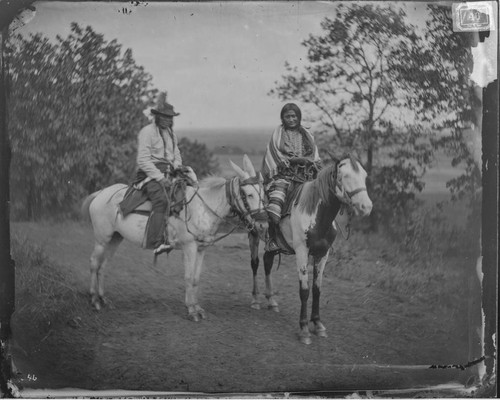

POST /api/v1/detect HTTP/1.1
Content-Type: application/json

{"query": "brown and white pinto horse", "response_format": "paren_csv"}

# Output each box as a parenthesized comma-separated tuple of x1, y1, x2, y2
(81, 155, 267, 321)
(248, 154, 372, 344)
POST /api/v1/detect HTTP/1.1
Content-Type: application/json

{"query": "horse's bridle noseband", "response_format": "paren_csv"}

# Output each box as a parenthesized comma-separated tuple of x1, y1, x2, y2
(226, 176, 268, 231)
(334, 161, 367, 207)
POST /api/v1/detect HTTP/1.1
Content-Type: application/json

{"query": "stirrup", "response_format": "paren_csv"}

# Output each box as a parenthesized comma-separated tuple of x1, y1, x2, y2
(154, 243, 173, 255)
(264, 239, 280, 253)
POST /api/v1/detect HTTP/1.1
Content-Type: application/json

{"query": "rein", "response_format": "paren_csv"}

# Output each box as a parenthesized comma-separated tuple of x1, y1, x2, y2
(182, 175, 267, 246)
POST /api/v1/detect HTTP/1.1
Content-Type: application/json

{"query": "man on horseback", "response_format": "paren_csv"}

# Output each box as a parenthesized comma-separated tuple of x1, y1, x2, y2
(261, 103, 322, 252)
(135, 91, 184, 255)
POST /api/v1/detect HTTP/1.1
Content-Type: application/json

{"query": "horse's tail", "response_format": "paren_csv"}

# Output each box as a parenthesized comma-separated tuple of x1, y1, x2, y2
(81, 191, 100, 222)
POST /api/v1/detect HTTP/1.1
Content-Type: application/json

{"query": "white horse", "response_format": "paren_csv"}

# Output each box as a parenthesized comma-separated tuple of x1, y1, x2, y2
(248, 154, 372, 344)
(81, 155, 267, 321)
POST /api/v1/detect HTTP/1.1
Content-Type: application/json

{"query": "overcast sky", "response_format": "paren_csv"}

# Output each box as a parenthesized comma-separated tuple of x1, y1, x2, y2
(19, 1, 433, 131)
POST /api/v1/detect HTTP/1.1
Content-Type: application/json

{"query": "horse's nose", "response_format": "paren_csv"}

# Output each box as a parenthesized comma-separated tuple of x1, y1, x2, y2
(361, 201, 373, 216)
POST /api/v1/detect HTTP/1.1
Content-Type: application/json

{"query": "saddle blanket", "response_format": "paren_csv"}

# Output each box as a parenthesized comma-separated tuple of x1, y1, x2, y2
(119, 179, 187, 217)
(271, 181, 306, 255)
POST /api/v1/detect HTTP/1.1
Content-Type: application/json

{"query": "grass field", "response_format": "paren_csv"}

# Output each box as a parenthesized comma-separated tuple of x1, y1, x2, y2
(10, 214, 480, 392)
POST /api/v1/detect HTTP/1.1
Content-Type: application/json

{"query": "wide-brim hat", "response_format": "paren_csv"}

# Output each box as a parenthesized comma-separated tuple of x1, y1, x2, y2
(151, 91, 180, 117)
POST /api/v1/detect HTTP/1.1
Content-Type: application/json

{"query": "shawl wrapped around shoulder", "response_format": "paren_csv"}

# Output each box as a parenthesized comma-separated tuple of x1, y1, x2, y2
(261, 125, 320, 183)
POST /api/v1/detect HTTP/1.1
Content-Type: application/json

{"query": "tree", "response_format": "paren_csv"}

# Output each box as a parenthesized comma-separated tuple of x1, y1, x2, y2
(8, 23, 157, 219)
(178, 137, 219, 179)
(270, 3, 434, 229)
(393, 4, 481, 202)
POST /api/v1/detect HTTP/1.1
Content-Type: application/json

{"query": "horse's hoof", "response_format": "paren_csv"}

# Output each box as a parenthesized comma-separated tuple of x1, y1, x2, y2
(90, 295, 101, 311)
(315, 329, 328, 338)
(268, 305, 280, 312)
(311, 322, 327, 337)
(299, 336, 312, 345)
(251, 302, 261, 310)
(198, 310, 207, 320)
(188, 313, 200, 322)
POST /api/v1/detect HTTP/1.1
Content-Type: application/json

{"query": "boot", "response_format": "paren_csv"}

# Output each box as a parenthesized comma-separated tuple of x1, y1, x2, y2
(153, 223, 174, 255)
(153, 242, 173, 255)
(147, 211, 173, 255)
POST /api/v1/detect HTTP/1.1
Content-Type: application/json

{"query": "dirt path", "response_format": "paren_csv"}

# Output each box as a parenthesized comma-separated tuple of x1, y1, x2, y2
(10, 222, 473, 394)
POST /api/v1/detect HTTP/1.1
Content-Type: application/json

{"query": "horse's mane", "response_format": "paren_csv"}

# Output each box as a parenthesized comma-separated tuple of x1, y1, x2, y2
(297, 154, 362, 215)
(297, 164, 337, 215)
(199, 175, 227, 191)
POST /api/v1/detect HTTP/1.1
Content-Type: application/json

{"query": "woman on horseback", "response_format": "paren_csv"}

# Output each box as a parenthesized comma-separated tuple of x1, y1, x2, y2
(261, 103, 322, 252)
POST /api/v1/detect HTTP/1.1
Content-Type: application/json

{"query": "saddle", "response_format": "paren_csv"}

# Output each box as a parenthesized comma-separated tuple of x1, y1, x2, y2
(119, 171, 194, 218)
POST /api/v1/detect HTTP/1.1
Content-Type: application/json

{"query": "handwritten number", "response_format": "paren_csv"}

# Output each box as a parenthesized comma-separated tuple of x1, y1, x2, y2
(28, 374, 38, 381)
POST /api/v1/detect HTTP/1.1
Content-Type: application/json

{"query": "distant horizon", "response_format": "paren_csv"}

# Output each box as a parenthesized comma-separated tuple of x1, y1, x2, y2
(175, 123, 335, 134)
(176, 125, 273, 133)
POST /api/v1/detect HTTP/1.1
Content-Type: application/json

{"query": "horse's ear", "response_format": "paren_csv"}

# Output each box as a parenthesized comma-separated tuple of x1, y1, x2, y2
(258, 172, 264, 183)
(242, 154, 256, 177)
(229, 159, 249, 179)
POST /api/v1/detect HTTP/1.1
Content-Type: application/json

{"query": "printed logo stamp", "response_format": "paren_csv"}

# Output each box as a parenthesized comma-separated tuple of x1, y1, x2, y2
(453, 2, 496, 32)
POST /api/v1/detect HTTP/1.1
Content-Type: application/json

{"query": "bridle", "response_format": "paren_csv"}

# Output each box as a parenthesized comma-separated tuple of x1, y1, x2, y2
(225, 175, 268, 231)
(181, 175, 267, 246)
(329, 158, 367, 241)
(334, 159, 367, 207)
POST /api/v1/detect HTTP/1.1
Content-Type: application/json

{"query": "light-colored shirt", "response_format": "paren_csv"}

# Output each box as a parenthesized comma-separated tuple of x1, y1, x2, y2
(136, 123, 182, 181)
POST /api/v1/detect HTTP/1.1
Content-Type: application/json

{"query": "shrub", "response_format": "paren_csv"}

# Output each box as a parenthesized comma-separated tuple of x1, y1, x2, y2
(11, 235, 87, 348)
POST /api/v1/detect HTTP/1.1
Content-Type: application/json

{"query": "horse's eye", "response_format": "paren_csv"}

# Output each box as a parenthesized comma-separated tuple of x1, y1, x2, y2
(247, 193, 254, 198)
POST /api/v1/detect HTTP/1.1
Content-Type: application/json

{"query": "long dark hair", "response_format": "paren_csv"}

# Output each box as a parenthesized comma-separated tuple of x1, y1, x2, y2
(280, 103, 302, 126)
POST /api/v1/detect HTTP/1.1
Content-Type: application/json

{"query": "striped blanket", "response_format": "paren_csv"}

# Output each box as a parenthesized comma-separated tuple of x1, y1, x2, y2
(261, 125, 321, 183)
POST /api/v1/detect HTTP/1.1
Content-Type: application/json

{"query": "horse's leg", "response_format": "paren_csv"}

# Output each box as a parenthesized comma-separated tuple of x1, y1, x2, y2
(96, 233, 123, 308)
(192, 247, 207, 320)
(311, 252, 329, 338)
(183, 241, 201, 321)
(295, 246, 312, 345)
(263, 251, 279, 312)
(249, 231, 261, 310)
(90, 242, 106, 310)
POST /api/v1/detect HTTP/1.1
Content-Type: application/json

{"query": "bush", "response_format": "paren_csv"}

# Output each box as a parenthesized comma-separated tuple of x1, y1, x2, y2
(330, 200, 478, 308)
(11, 235, 87, 347)
(178, 137, 219, 178)
(8, 25, 157, 221)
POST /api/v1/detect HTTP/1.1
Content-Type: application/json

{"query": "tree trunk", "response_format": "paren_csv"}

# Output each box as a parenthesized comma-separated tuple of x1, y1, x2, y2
(482, 79, 498, 379)
(364, 113, 376, 231)
(367, 143, 373, 176)
(0, 23, 15, 369)
(1, 3, 37, 396)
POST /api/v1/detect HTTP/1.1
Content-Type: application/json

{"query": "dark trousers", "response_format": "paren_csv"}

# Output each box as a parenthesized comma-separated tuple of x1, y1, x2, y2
(136, 162, 172, 250)
(143, 180, 170, 249)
